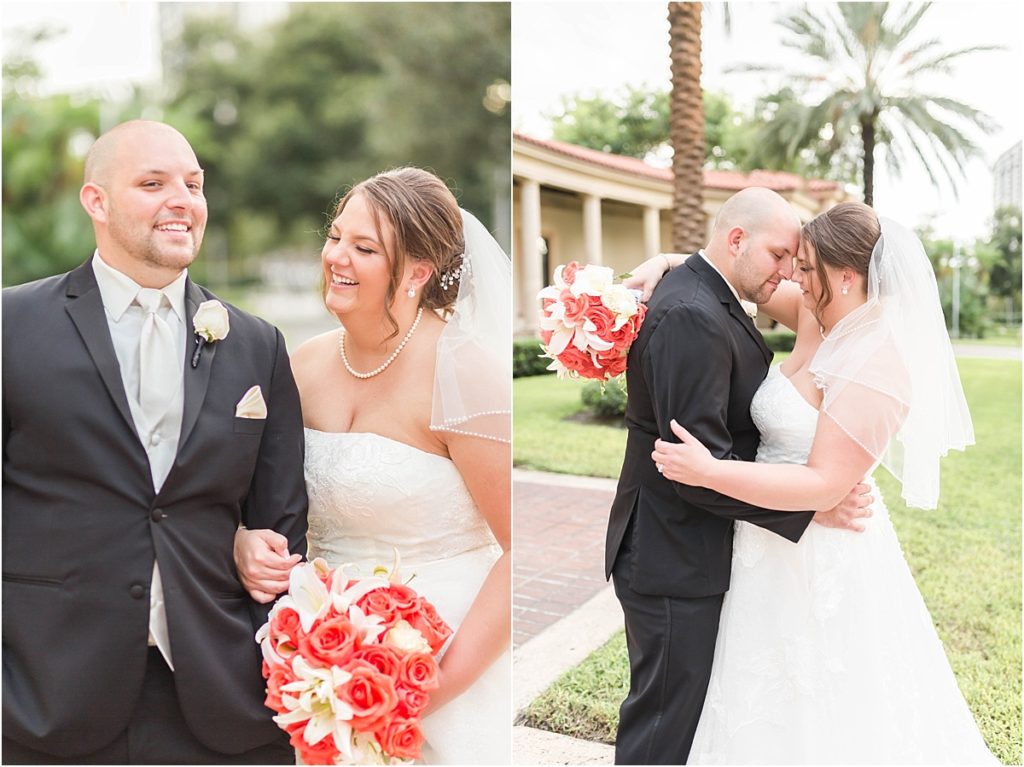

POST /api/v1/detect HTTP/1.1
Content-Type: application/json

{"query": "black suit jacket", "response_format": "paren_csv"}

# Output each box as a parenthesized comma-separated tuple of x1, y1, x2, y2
(2, 259, 308, 757)
(606, 253, 813, 597)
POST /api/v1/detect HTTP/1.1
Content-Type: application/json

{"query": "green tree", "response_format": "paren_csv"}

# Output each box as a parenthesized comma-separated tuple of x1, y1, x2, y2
(981, 206, 1022, 320)
(745, 3, 998, 205)
(549, 86, 669, 158)
(546, 85, 759, 171)
(162, 3, 510, 277)
(2, 92, 100, 285)
(2, 28, 101, 285)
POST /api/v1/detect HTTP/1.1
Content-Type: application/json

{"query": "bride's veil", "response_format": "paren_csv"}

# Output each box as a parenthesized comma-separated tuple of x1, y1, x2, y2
(809, 216, 974, 509)
(429, 209, 511, 444)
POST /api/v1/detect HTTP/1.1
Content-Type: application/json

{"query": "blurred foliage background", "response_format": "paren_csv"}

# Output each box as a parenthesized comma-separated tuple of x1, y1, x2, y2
(3, 3, 511, 290)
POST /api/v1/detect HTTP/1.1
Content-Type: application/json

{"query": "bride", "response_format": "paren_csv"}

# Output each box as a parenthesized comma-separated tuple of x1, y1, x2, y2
(633, 201, 996, 763)
(234, 168, 511, 764)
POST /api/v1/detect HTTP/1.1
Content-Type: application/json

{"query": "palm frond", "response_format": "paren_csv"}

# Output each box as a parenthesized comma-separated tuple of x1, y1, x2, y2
(886, 2, 931, 43)
(904, 44, 1004, 78)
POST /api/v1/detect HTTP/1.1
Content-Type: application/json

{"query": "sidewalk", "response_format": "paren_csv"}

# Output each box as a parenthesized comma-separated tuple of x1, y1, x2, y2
(513, 469, 620, 765)
(513, 469, 617, 648)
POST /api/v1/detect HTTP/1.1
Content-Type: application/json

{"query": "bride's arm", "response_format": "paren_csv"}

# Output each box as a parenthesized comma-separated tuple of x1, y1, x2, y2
(653, 412, 877, 512)
(756, 280, 804, 331)
(621, 253, 686, 301)
(426, 433, 511, 714)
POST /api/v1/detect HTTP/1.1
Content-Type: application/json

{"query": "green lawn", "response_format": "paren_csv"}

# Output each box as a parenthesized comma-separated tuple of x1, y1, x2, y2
(952, 330, 1022, 347)
(516, 359, 1022, 764)
(513, 375, 626, 478)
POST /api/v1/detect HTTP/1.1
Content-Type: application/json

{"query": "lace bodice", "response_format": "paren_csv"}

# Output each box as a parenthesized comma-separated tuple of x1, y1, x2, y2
(303, 430, 498, 569)
(751, 365, 819, 464)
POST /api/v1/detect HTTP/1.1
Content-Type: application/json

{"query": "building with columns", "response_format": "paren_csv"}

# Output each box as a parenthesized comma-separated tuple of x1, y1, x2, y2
(513, 132, 853, 336)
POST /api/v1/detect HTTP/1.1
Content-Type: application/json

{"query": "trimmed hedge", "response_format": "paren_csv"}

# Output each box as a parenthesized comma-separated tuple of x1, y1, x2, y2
(514, 338, 553, 378)
(580, 378, 628, 417)
(761, 328, 796, 352)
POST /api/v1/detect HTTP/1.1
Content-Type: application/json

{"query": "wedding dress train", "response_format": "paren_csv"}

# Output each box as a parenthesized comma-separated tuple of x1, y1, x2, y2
(304, 429, 510, 765)
(688, 366, 997, 764)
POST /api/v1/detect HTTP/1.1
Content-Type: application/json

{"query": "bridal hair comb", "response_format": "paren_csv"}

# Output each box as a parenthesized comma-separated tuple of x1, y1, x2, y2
(439, 257, 470, 291)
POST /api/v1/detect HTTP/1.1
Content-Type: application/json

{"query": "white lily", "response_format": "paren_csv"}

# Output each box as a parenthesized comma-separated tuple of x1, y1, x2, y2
(290, 561, 331, 633)
(331, 573, 390, 614)
(573, 322, 614, 352)
(347, 604, 388, 644)
(274, 656, 356, 757)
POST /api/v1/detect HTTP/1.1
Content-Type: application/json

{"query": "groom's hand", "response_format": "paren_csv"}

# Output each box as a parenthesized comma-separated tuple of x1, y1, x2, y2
(812, 482, 874, 532)
(234, 528, 302, 603)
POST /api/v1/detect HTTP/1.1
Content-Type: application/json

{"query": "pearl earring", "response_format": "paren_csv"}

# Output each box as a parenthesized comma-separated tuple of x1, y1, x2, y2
(841, 285, 849, 296)
(407, 287, 416, 298)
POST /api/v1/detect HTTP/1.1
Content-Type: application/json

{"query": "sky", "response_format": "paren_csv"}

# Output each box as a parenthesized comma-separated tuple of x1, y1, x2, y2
(3, 1, 1022, 243)
(513, 1, 1024, 243)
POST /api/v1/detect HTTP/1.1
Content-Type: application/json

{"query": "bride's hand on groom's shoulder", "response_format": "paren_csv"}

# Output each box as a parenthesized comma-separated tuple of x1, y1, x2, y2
(812, 482, 874, 532)
(623, 253, 681, 302)
(233, 527, 302, 603)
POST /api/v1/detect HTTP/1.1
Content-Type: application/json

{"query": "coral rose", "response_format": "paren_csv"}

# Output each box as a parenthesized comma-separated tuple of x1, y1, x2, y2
(264, 663, 296, 712)
(399, 651, 440, 691)
(352, 644, 402, 679)
(557, 345, 596, 377)
(561, 261, 580, 286)
(388, 583, 420, 614)
(305, 615, 358, 667)
(269, 607, 303, 657)
(560, 289, 589, 325)
(396, 684, 431, 718)
(376, 716, 425, 762)
(337, 665, 400, 731)
(357, 588, 399, 626)
(288, 728, 339, 766)
(405, 600, 452, 655)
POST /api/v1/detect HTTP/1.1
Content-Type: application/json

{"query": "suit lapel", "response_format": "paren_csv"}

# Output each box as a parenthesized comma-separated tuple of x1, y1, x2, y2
(64, 262, 139, 438)
(687, 254, 772, 366)
(178, 279, 216, 450)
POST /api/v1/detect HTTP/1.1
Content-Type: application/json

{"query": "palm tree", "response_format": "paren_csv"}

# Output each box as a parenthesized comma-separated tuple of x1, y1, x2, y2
(750, 2, 998, 206)
(668, 2, 706, 252)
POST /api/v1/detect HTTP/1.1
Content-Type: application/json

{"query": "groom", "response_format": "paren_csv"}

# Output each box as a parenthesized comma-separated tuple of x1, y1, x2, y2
(606, 187, 869, 764)
(2, 120, 307, 763)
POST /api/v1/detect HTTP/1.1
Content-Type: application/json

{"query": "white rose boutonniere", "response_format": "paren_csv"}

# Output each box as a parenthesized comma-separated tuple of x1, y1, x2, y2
(191, 299, 230, 367)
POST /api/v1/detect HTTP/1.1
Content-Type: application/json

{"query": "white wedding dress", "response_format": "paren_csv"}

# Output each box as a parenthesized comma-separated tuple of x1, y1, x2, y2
(304, 429, 511, 765)
(689, 366, 997, 764)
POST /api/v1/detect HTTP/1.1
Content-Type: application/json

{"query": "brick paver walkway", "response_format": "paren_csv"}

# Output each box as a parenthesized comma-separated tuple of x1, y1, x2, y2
(513, 470, 617, 648)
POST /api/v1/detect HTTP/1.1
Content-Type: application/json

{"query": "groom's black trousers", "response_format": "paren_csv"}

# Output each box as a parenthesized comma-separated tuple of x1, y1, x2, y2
(612, 543, 725, 765)
(2, 648, 292, 765)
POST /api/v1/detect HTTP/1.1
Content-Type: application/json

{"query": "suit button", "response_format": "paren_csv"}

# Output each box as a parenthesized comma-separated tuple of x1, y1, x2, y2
(151, 508, 166, 522)
(130, 584, 146, 599)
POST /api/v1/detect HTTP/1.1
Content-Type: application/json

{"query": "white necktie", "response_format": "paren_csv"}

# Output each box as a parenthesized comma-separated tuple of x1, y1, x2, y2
(136, 288, 178, 429)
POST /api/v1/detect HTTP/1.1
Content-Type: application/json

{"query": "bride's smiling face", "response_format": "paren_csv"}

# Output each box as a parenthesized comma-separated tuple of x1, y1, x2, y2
(322, 193, 396, 318)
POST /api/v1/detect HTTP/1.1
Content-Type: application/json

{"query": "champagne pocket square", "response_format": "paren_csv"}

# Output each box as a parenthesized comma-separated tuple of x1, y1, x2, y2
(235, 385, 267, 419)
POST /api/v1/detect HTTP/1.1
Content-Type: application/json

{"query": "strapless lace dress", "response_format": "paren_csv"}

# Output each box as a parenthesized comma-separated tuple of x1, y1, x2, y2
(688, 366, 997, 764)
(304, 430, 511, 765)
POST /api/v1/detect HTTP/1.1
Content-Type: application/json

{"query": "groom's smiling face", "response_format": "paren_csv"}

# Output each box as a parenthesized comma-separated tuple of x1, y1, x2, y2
(84, 122, 208, 282)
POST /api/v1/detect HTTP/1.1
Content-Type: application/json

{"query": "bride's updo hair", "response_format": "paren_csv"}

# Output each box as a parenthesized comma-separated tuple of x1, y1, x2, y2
(333, 167, 465, 339)
(801, 201, 881, 319)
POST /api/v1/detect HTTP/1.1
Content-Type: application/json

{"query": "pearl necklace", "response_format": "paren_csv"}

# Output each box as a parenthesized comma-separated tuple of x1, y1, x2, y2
(338, 307, 424, 379)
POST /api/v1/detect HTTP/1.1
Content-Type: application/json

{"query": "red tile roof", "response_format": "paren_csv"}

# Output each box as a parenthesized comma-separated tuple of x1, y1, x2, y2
(514, 132, 841, 193)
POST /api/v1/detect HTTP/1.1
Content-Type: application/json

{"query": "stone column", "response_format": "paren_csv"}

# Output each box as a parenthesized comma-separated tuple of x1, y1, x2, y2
(643, 206, 662, 261)
(582, 194, 603, 265)
(519, 178, 543, 332)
